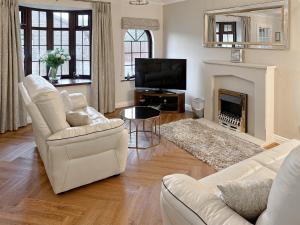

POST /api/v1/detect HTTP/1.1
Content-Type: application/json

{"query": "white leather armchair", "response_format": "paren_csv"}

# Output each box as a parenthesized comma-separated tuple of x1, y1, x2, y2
(19, 75, 128, 194)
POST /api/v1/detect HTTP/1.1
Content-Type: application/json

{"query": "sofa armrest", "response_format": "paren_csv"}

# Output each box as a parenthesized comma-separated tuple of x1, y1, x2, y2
(161, 174, 253, 225)
(47, 118, 125, 146)
(68, 93, 88, 110)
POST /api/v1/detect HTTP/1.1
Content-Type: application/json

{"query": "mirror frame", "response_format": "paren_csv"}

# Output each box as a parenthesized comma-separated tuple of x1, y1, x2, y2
(203, 0, 290, 50)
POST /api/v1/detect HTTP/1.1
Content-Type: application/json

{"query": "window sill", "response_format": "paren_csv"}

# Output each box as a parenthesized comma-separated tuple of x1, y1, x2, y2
(53, 79, 92, 87)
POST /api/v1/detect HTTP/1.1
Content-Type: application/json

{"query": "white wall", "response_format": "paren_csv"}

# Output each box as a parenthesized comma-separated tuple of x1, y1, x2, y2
(163, 0, 300, 139)
(20, 0, 163, 108)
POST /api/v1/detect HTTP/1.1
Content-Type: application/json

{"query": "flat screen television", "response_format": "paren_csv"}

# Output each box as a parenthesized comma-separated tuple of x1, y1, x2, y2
(135, 58, 187, 91)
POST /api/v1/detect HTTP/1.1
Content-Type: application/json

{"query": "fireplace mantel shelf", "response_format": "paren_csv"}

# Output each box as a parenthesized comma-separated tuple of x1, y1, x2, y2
(203, 60, 276, 70)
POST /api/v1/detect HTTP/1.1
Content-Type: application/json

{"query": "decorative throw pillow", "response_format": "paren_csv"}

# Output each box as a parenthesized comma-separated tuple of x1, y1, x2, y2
(217, 179, 273, 222)
(60, 90, 74, 112)
(66, 111, 92, 127)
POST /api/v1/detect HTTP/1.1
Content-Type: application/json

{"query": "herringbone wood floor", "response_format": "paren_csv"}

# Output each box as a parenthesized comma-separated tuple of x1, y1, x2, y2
(0, 111, 218, 225)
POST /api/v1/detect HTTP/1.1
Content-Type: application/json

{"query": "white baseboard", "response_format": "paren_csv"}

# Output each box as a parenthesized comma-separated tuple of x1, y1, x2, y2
(115, 101, 134, 109)
(273, 134, 289, 144)
(185, 104, 192, 112)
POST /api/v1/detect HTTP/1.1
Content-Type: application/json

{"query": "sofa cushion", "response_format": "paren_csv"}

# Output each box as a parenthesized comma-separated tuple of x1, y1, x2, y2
(256, 145, 300, 225)
(217, 179, 273, 222)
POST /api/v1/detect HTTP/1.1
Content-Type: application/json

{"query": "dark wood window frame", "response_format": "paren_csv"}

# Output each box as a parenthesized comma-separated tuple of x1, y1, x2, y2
(19, 6, 92, 80)
(216, 22, 237, 43)
(124, 29, 153, 80)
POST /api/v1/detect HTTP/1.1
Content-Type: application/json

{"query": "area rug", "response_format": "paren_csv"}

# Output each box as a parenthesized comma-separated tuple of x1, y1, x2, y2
(160, 118, 263, 171)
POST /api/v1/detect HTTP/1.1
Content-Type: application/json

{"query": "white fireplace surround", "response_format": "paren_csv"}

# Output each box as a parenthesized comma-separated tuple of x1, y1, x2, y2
(203, 60, 276, 144)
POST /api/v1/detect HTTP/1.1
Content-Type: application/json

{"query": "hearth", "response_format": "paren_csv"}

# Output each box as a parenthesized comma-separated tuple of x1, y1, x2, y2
(218, 89, 247, 133)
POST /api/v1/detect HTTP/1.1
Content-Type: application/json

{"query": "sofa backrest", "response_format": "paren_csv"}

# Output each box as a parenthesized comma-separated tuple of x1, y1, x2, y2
(21, 75, 70, 134)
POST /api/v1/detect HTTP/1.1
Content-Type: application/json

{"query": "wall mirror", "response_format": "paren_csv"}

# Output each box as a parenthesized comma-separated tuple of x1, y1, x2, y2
(203, 0, 289, 49)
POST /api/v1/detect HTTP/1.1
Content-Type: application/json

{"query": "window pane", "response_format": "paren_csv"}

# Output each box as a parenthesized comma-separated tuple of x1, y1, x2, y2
(124, 42, 131, 53)
(76, 46, 82, 60)
(141, 53, 149, 58)
(125, 54, 131, 66)
(83, 15, 88, 26)
(53, 12, 61, 28)
(83, 61, 90, 75)
(54, 31, 61, 45)
(139, 32, 148, 41)
(40, 12, 47, 27)
(32, 11, 39, 27)
(78, 15, 83, 26)
(83, 31, 90, 45)
(136, 30, 144, 40)
(40, 63, 47, 76)
(132, 42, 140, 52)
(62, 46, 69, 54)
(32, 30, 39, 45)
(125, 66, 132, 77)
(62, 62, 69, 75)
(132, 53, 141, 64)
(62, 31, 69, 45)
(32, 62, 39, 75)
(19, 11, 22, 24)
(141, 42, 149, 52)
(76, 61, 83, 75)
(40, 30, 47, 45)
(40, 46, 47, 58)
(83, 46, 90, 60)
(124, 32, 134, 41)
(32, 46, 39, 61)
(76, 31, 82, 45)
(61, 13, 69, 28)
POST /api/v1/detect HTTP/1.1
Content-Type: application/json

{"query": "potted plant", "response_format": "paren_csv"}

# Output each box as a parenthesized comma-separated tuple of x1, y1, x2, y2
(41, 48, 71, 84)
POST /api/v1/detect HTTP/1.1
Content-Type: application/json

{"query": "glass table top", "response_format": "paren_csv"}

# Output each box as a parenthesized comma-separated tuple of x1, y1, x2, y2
(120, 106, 160, 120)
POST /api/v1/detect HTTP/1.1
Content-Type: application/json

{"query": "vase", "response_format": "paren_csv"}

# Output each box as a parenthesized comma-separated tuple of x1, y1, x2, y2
(48, 66, 60, 84)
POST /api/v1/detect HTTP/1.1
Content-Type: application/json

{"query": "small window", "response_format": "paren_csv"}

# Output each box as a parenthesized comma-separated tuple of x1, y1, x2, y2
(123, 29, 152, 79)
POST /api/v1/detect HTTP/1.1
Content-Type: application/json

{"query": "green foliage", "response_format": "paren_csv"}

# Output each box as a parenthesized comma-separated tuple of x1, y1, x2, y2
(40, 48, 71, 68)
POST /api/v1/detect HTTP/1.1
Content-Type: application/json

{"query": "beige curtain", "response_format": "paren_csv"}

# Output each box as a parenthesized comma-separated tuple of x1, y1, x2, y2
(241, 16, 251, 42)
(91, 2, 115, 114)
(207, 15, 216, 42)
(0, 0, 27, 133)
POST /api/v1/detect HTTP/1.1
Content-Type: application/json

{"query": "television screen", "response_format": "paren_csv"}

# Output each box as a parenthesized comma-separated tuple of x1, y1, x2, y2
(135, 58, 187, 90)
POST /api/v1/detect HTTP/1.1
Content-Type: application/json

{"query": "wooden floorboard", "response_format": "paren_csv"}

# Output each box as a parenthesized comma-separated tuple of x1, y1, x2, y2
(0, 110, 273, 225)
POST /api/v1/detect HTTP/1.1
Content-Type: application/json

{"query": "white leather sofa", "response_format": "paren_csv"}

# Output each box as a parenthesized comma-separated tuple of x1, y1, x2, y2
(19, 75, 128, 194)
(160, 139, 300, 225)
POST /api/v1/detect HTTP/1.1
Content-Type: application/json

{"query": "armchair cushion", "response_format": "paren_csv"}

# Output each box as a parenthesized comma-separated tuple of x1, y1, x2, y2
(60, 90, 73, 112)
(217, 179, 273, 222)
(69, 93, 88, 110)
(47, 118, 124, 145)
(34, 91, 70, 133)
(66, 111, 92, 127)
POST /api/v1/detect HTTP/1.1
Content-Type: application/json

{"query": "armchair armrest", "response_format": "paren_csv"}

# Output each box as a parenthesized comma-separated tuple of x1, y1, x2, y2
(47, 118, 125, 146)
(161, 174, 253, 225)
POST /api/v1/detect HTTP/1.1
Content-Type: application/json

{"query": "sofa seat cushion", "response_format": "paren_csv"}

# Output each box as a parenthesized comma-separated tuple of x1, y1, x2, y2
(77, 107, 110, 124)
